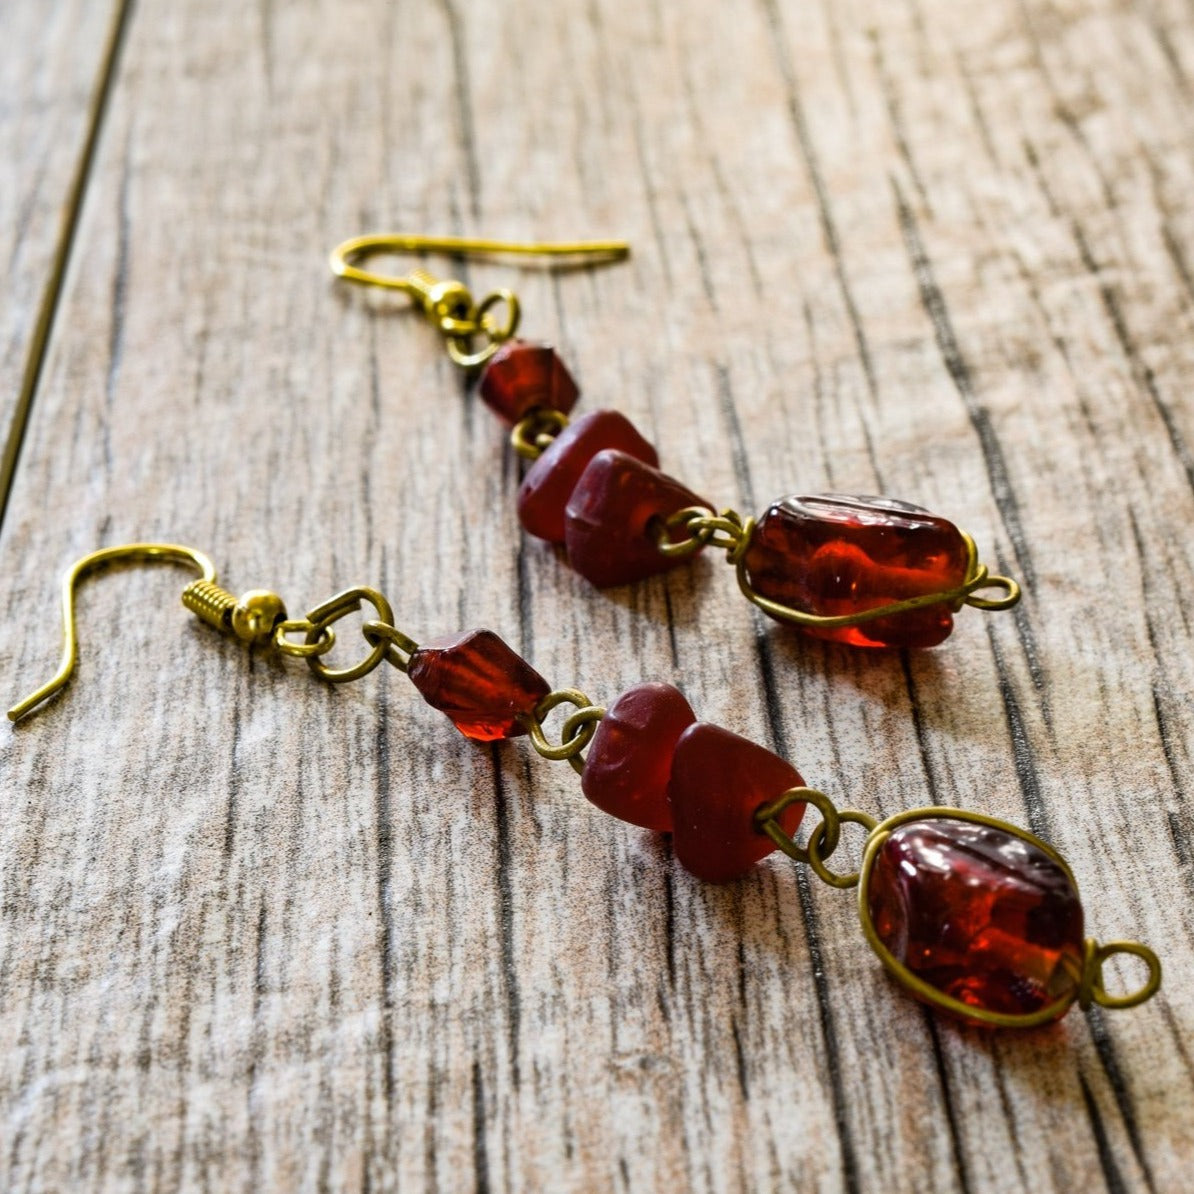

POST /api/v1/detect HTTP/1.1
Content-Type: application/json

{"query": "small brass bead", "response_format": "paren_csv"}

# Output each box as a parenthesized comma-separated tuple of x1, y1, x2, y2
(426, 279, 473, 324)
(231, 590, 287, 643)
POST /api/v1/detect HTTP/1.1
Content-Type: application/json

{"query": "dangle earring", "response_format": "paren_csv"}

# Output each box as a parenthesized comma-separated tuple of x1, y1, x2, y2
(330, 234, 1021, 650)
(11, 544, 1160, 1030)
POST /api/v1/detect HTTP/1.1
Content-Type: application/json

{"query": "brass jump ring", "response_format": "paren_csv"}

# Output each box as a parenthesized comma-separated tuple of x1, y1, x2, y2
(806, 810, 879, 889)
(274, 620, 336, 659)
(302, 587, 396, 684)
(754, 787, 844, 864)
(524, 690, 605, 774)
(361, 619, 419, 674)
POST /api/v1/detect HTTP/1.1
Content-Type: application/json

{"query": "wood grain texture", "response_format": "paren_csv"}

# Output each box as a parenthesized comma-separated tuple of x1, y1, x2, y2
(0, 0, 125, 507)
(1, 0, 1192, 1190)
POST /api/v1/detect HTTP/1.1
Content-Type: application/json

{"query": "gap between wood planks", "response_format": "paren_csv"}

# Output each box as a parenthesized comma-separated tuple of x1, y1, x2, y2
(0, 0, 134, 533)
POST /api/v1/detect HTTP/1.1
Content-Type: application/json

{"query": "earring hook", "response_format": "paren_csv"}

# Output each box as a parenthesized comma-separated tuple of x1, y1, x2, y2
(329, 233, 630, 293)
(329, 233, 630, 369)
(8, 543, 217, 723)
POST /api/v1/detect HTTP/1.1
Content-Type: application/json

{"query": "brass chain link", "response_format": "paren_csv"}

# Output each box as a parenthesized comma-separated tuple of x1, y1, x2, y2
(510, 409, 571, 461)
(754, 787, 878, 890)
(274, 618, 336, 659)
(653, 506, 751, 559)
(441, 287, 521, 369)
(272, 587, 417, 681)
(805, 810, 881, 889)
(521, 689, 606, 776)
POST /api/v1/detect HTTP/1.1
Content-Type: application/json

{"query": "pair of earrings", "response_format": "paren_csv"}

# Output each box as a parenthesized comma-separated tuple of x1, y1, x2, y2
(10, 235, 1160, 1033)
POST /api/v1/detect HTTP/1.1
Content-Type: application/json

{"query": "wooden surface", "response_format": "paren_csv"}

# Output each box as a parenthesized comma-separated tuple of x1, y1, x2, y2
(2, 0, 1193, 1190)
(0, 0, 121, 492)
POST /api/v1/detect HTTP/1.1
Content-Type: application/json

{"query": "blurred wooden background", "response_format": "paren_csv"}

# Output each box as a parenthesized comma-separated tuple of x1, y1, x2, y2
(2, 0, 1193, 1190)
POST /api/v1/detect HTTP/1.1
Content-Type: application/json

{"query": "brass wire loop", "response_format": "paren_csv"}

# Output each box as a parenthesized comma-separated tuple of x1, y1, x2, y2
(805, 810, 881, 889)
(361, 620, 419, 674)
(754, 788, 877, 892)
(522, 688, 606, 776)
(754, 786, 879, 890)
(756, 787, 843, 863)
(654, 507, 751, 559)
(511, 409, 571, 461)
(273, 619, 336, 659)
(1078, 939, 1163, 1011)
(329, 234, 630, 369)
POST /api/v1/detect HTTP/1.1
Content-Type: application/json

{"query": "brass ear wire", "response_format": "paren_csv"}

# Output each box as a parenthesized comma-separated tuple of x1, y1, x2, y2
(9, 545, 424, 724)
(8, 544, 286, 723)
(328, 233, 630, 369)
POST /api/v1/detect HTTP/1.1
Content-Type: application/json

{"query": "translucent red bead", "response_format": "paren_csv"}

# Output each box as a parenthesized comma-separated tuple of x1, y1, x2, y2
(865, 818, 1085, 1020)
(407, 628, 550, 742)
(742, 494, 970, 648)
(477, 341, 579, 425)
(565, 450, 710, 588)
(667, 722, 805, 883)
(519, 410, 659, 543)
(581, 682, 695, 831)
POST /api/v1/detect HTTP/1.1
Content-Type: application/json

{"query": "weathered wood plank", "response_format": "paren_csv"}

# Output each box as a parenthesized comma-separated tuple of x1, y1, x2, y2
(1, 0, 1193, 1190)
(0, 0, 127, 514)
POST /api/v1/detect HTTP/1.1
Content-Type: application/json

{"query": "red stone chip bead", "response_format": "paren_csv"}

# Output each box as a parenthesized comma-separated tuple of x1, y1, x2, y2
(742, 494, 971, 648)
(866, 818, 1085, 1020)
(518, 410, 660, 543)
(407, 628, 550, 742)
(476, 340, 580, 425)
(564, 450, 711, 588)
(667, 722, 805, 883)
(580, 683, 696, 832)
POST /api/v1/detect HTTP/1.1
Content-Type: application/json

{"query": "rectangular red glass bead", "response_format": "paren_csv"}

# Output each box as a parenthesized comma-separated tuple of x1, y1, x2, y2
(742, 494, 970, 648)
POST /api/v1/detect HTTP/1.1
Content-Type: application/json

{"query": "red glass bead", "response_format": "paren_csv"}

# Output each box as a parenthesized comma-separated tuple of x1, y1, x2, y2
(581, 683, 696, 832)
(407, 628, 550, 742)
(564, 450, 711, 588)
(476, 340, 579, 425)
(866, 818, 1085, 1021)
(667, 722, 805, 883)
(518, 410, 660, 543)
(742, 494, 970, 648)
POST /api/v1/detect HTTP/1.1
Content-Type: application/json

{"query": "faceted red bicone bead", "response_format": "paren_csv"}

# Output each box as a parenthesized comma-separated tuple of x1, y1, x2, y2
(581, 683, 696, 832)
(407, 628, 550, 742)
(564, 450, 711, 588)
(476, 340, 579, 425)
(518, 410, 660, 543)
(866, 818, 1085, 1021)
(742, 494, 970, 648)
(667, 722, 805, 883)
